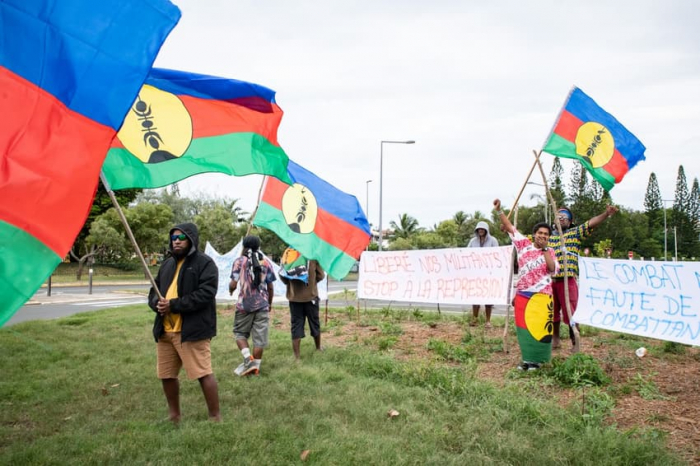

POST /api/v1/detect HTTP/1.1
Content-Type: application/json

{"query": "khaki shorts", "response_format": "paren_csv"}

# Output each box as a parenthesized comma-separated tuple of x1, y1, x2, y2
(157, 332, 212, 380)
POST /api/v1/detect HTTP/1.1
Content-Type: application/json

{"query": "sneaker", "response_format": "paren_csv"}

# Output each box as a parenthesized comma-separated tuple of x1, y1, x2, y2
(234, 356, 258, 376)
(517, 362, 529, 371)
(527, 363, 540, 371)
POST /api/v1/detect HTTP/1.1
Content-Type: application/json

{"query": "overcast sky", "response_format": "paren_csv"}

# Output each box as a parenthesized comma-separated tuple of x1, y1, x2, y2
(153, 0, 700, 229)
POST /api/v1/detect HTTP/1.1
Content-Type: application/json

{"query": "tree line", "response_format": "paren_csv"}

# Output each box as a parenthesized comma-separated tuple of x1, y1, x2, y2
(70, 160, 700, 276)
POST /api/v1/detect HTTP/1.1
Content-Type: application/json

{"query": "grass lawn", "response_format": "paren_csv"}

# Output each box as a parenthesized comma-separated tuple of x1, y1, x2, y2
(0, 304, 688, 465)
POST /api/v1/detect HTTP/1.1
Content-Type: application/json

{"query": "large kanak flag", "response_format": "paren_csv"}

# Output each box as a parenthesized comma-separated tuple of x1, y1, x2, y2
(253, 161, 371, 280)
(102, 68, 293, 190)
(0, 0, 180, 326)
(542, 86, 646, 191)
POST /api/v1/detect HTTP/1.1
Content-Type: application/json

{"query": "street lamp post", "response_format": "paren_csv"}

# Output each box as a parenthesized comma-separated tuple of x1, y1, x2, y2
(378, 140, 415, 251)
(662, 199, 673, 261)
(365, 179, 372, 220)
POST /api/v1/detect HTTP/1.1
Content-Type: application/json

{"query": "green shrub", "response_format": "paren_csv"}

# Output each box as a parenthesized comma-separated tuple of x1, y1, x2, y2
(662, 341, 686, 355)
(552, 353, 610, 387)
(427, 338, 473, 363)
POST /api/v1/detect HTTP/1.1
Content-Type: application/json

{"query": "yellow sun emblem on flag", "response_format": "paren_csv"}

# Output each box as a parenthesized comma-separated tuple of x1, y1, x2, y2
(524, 293, 554, 343)
(117, 85, 193, 163)
(574, 122, 615, 168)
(281, 183, 318, 234)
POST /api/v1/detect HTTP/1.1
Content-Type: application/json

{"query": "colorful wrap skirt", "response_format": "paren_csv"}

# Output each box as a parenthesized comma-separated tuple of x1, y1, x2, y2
(514, 292, 554, 364)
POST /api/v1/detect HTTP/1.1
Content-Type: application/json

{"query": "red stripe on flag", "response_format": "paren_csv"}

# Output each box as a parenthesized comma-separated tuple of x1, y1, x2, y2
(261, 177, 368, 258)
(183, 95, 283, 144)
(0, 68, 114, 255)
(604, 149, 630, 183)
(514, 294, 528, 329)
(111, 95, 284, 150)
(552, 110, 582, 143)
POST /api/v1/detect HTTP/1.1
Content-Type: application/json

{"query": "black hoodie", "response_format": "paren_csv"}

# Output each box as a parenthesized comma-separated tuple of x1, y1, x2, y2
(148, 222, 218, 342)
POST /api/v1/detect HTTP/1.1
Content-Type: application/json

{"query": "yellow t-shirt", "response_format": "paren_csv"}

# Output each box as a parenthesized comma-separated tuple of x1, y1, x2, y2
(163, 259, 184, 333)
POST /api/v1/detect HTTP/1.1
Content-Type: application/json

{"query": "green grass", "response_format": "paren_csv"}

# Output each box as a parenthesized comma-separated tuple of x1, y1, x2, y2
(0, 306, 685, 465)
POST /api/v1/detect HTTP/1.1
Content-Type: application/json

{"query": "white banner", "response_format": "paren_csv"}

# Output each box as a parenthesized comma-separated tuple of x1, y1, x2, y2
(577, 257, 700, 346)
(357, 246, 514, 305)
(204, 242, 328, 301)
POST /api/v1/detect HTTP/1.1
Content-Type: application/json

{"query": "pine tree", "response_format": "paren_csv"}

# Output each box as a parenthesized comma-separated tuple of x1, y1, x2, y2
(643, 172, 663, 212)
(548, 157, 567, 208)
(589, 177, 604, 203)
(568, 162, 588, 205)
(643, 172, 663, 242)
(672, 165, 699, 258)
(689, 178, 700, 236)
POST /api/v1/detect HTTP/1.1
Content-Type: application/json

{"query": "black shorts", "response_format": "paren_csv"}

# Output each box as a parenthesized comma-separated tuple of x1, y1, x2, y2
(290, 300, 320, 339)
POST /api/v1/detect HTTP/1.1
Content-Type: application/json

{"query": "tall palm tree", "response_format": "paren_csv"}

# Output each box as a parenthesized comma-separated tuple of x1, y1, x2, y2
(389, 213, 421, 239)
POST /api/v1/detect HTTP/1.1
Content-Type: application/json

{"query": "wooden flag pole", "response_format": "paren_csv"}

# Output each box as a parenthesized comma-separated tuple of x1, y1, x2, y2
(99, 173, 171, 330)
(246, 176, 268, 236)
(506, 152, 541, 220)
(531, 150, 580, 353)
(99, 172, 161, 299)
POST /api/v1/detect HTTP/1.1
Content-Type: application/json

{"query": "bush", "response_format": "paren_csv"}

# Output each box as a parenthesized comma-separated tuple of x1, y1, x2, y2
(552, 353, 611, 387)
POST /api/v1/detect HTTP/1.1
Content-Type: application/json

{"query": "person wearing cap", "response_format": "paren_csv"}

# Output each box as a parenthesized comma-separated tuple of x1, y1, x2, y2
(467, 221, 499, 327)
(148, 222, 220, 423)
(549, 205, 618, 348)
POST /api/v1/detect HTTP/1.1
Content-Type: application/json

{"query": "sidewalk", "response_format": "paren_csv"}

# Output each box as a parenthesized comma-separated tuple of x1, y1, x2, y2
(27, 289, 147, 306)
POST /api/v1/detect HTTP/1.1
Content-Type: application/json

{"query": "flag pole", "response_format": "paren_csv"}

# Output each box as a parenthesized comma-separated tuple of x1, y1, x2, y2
(531, 150, 580, 353)
(246, 176, 268, 236)
(99, 172, 163, 301)
(506, 151, 541, 220)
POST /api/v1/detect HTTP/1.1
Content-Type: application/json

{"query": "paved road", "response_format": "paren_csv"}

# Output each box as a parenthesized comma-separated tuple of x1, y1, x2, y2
(7, 281, 509, 326)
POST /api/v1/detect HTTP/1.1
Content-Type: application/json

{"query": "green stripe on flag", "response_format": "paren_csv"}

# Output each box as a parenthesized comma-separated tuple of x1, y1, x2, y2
(103, 132, 292, 190)
(516, 327, 552, 364)
(253, 202, 357, 280)
(543, 134, 616, 191)
(0, 221, 61, 326)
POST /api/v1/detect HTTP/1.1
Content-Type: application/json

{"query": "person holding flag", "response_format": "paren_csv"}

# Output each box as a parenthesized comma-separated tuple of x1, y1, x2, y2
(148, 223, 221, 423)
(548, 205, 618, 349)
(494, 199, 559, 371)
(278, 247, 326, 360)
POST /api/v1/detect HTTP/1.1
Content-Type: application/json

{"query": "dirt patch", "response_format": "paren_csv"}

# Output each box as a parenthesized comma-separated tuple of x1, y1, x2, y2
(229, 306, 700, 463)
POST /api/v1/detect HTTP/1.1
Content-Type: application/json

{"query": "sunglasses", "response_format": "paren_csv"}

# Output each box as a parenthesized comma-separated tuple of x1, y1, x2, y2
(171, 234, 187, 241)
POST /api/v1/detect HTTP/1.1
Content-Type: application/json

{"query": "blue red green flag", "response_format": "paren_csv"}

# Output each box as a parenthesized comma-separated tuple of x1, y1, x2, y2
(0, 0, 180, 326)
(253, 161, 371, 280)
(543, 87, 646, 191)
(102, 68, 292, 190)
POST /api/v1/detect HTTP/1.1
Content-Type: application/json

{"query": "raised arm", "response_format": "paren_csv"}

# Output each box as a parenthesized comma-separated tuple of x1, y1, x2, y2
(588, 205, 619, 229)
(493, 198, 514, 234)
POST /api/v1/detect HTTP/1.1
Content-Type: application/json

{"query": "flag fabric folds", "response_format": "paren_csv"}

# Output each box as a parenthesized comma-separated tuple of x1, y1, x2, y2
(542, 86, 646, 191)
(0, 0, 180, 326)
(253, 161, 371, 280)
(102, 68, 292, 190)
(279, 247, 310, 283)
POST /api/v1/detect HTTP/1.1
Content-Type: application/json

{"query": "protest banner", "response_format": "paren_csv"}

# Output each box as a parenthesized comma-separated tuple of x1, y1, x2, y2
(577, 257, 700, 346)
(204, 242, 327, 301)
(357, 246, 514, 305)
